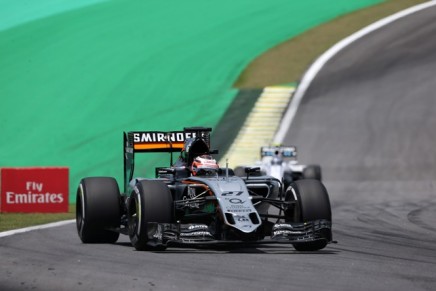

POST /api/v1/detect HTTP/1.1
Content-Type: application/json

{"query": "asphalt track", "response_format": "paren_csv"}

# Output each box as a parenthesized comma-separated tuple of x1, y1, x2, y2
(2, 4, 436, 291)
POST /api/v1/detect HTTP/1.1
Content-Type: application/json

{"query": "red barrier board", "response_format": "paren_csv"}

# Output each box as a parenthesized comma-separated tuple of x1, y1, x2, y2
(0, 167, 69, 213)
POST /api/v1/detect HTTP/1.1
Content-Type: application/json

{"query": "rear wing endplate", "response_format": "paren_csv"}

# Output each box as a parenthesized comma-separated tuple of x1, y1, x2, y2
(123, 127, 212, 193)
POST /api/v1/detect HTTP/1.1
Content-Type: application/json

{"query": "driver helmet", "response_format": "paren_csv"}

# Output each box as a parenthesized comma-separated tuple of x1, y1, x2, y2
(271, 156, 283, 165)
(191, 155, 219, 176)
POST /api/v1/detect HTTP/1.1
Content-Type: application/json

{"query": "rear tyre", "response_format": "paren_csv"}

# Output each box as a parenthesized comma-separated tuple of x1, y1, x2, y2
(303, 165, 322, 181)
(128, 180, 173, 251)
(285, 179, 331, 251)
(76, 177, 121, 243)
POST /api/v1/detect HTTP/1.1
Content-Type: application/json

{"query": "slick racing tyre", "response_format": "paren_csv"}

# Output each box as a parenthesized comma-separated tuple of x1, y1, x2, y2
(76, 177, 121, 243)
(128, 180, 173, 251)
(284, 179, 331, 251)
(303, 165, 322, 181)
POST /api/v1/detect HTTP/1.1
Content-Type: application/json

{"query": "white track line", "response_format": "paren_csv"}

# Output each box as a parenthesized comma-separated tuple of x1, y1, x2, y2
(273, 0, 436, 144)
(0, 219, 75, 238)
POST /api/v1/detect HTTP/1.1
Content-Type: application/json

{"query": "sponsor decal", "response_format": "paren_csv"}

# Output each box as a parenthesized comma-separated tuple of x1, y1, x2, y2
(273, 230, 304, 236)
(272, 223, 310, 239)
(132, 131, 198, 151)
(0, 167, 69, 213)
(234, 215, 250, 222)
(187, 224, 208, 231)
(220, 189, 255, 215)
(225, 203, 251, 212)
(273, 223, 294, 230)
(228, 198, 245, 204)
(180, 231, 213, 237)
(133, 131, 196, 143)
(227, 208, 252, 213)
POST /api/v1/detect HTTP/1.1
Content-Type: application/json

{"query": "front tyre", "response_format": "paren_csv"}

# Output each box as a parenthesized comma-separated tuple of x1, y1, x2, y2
(303, 165, 322, 181)
(128, 180, 173, 251)
(76, 177, 121, 243)
(285, 179, 331, 251)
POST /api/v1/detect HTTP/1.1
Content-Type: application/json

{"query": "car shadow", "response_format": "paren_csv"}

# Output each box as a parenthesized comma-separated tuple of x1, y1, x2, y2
(114, 241, 339, 255)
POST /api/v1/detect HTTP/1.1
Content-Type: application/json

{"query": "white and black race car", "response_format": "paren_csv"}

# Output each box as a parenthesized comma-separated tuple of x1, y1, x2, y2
(235, 145, 322, 191)
(76, 127, 333, 251)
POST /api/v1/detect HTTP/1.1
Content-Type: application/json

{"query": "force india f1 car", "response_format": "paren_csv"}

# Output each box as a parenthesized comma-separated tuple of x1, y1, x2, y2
(76, 127, 333, 251)
(235, 145, 322, 191)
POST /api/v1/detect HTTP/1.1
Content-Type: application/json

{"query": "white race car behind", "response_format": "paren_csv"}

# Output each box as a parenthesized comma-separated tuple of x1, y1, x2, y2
(235, 145, 322, 191)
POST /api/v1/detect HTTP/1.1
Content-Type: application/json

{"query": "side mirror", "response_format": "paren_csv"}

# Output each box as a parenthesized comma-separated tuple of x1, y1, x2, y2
(244, 167, 260, 178)
(155, 167, 175, 178)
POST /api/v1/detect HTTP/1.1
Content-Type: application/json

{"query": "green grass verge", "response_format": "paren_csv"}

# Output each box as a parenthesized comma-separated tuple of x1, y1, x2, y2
(0, 205, 75, 232)
(235, 0, 428, 88)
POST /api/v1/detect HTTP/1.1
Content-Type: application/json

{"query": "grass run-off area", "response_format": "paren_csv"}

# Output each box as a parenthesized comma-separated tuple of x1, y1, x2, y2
(0, 205, 75, 232)
(0, 0, 427, 233)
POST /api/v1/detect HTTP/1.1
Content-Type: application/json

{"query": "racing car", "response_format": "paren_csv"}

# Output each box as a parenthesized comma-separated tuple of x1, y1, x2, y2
(76, 127, 333, 251)
(235, 145, 322, 191)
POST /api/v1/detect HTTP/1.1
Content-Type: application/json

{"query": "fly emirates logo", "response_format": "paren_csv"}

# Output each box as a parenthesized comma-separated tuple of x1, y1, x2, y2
(6, 181, 64, 204)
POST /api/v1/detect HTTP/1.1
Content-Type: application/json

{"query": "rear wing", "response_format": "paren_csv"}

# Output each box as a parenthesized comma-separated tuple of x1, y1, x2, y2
(123, 127, 212, 192)
(126, 131, 193, 153)
(260, 146, 297, 159)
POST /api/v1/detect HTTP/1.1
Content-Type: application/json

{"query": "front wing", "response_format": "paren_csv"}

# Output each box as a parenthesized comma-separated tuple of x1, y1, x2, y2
(144, 219, 332, 247)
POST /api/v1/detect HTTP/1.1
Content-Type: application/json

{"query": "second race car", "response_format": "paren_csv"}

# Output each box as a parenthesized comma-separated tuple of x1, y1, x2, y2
(235, 145, 322, 191)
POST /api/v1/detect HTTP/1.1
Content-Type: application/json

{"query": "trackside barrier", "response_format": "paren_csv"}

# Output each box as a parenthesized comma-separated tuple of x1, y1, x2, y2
(0, 167, 69, 213)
